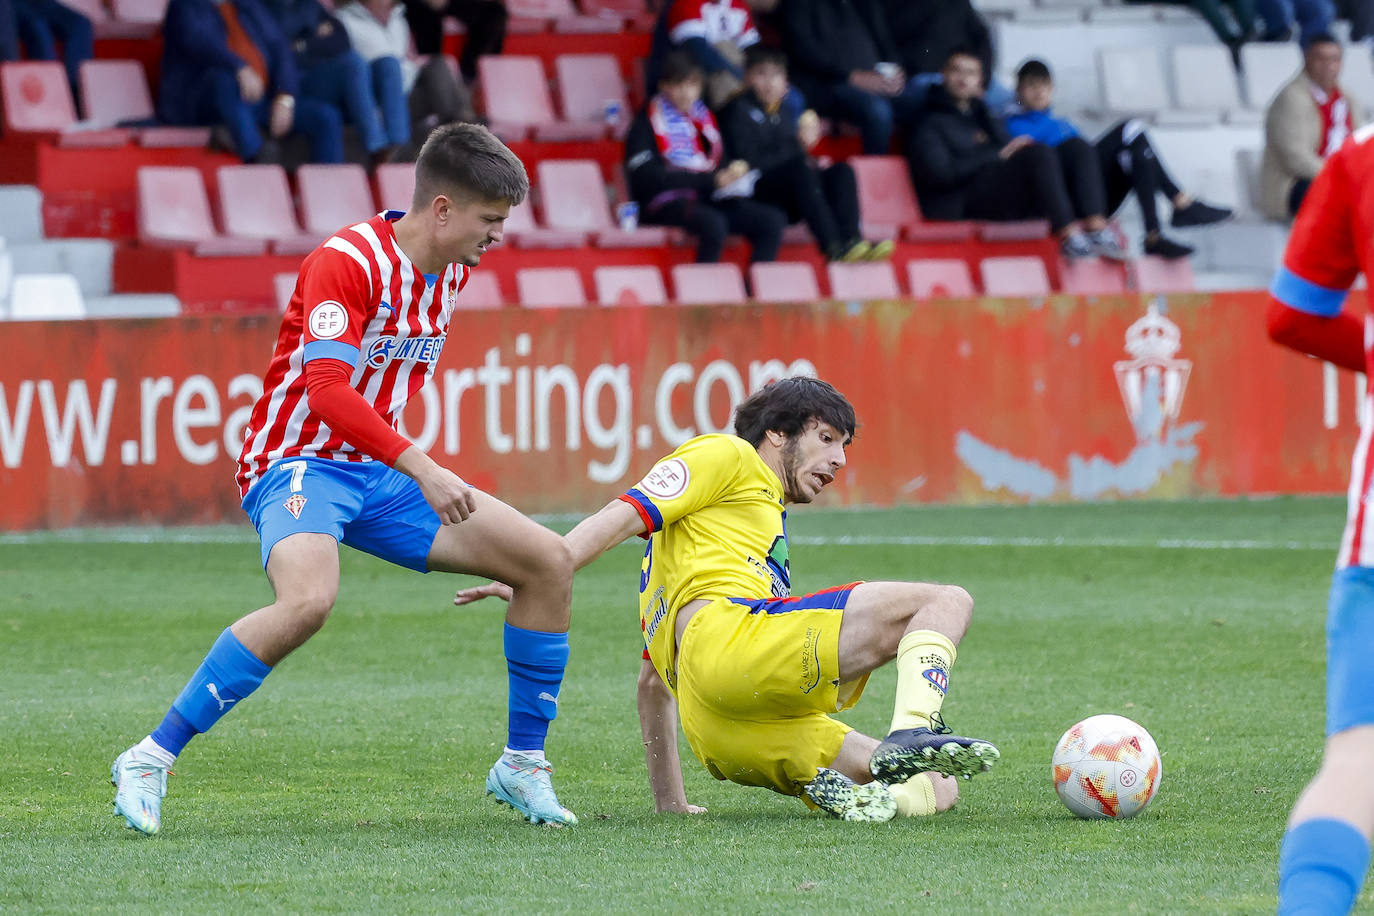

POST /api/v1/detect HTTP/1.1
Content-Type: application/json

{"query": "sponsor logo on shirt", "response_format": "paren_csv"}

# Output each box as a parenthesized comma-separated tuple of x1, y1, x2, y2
(365, 334, 447, 368)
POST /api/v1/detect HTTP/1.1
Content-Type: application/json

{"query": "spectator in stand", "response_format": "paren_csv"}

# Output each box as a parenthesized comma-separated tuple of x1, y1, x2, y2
(0, 0, 19, 64)
(12, 0, 93, 108)
(1255, 0, 1335, 43)
(646, 0, 799, 111)
(1338, 0, 1374, 47)
(718, 46, 889, 262)
(907, 49, 1115, 261)
(159, 0, 346, 164)
(336, 0, 476, 156)
(1005, 60, 1231, 260)
(625, 51, 786, 263)
(398, 0, 504, 84)
(780, 0, 923, 155)
(1262, 34, 1368, 219)
(880, 0, 1011, 114)
(265, 0, 407, 166)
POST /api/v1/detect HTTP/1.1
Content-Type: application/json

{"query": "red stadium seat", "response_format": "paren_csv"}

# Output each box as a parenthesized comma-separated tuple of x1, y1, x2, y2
(977, 220, 1051, 241)
(671, 263, 747, 305)
(907, 259, 976, 299)
(503, 196, 587, 248)
(516, 266, 589, 307)
(2, 61, 75, 132)
(750, 262, 821, 303)
(456, 271, 505, 308)
(78, 59, 151, 126)
(827, 262, 900, 301)
(478, 56, 602, 142)
(374, 162, 415, 211)
(580, 0, 656, 26)
(137, 166, 265, 255)
(217, 164, 318, 255)
(594, 265, 667, 305)
(849, 155, 975, 242)
(297, 164, 376, 237)
(1058, 257, 1128, 295)
(537, 159, 670, 247)
(555, 54, 628, 133)
(979, 256, 1052, 297)
(1131, 255, 1197, 293)
(110, 0, 168, 24)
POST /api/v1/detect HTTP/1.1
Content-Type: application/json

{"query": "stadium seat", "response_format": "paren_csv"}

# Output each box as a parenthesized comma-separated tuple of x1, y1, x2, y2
(1341, 46, 1374, 115)
(111, 0, 169, 24)
(374, 162, 415, 211)
(1131, 255, 1196, 292)
(1235, 148, 1262, 216)
(516, 267, 588, 307)
(1239, 43, 1301, 109)
(477, 56, 602, 142)
(216, 165, 318, 254)
(594, 265, 668, 306)
(555, 54, 629, 134)
(979, 256, 1052, 297)
(907, 259, 976, 299)
(503, 197, 587, 248)
(1171, 45, 1254, 124)
(977, 220, 1050, 241)
(579, 0, 656, 27)
(537, 159, 670, 247)
(297, 164, 376, 237)
(456, 271, 505, 308)
(1, 61, 76, 132)
(849, 155, 975, 242)
(78, 59, 152, 126)
(1057, 257, 1127, 295)
(274, 272, 297, 312)
(749, 262, 821, 303)
(671, 263, 747, 305)
(827, 262, 900, 301)
(10, 273, 85, 319)
(137, 166, 265, 255)
(1099, 47, 1211, 124)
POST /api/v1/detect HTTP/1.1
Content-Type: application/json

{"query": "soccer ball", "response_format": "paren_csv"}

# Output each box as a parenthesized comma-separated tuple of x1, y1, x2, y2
(1051, 714, 1162, 819)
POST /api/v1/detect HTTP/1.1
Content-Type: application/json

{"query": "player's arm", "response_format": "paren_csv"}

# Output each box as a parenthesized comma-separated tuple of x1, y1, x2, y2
(1266, 154, 1365, 373)
(299, 249, 475, 524)
(637, 657, 705, 814)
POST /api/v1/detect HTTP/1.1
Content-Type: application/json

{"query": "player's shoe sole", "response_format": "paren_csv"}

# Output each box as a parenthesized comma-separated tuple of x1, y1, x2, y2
(485, 754, 578, 827)
(870, 727, 1000, 784)
(110, 748, 168, 836)
(803, 768, 897, 822)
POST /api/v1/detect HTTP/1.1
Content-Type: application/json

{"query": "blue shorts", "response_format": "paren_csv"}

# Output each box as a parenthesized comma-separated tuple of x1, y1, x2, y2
(241, 456, 441, 572)
(1326, 566, 1374, 735)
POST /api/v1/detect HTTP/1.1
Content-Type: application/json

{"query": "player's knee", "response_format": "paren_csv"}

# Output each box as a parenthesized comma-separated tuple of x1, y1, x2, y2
(937, 584, 974, 624)
(280, 589, 336, 635)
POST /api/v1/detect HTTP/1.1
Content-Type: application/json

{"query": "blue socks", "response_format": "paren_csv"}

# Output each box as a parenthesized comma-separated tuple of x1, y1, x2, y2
(1279, 818, 1371, 915)
(504, 623, 569, 752)
(150, 628, 272, 757)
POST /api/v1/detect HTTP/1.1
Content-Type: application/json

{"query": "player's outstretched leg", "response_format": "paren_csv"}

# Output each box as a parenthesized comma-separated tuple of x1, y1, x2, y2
(870, 711, 1000, 784)
(804, 768, 898, 822)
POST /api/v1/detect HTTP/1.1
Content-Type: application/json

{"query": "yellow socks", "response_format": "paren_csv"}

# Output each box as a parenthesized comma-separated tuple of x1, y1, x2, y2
(888, 774, 938, 816)
(889, 629, 957, 733)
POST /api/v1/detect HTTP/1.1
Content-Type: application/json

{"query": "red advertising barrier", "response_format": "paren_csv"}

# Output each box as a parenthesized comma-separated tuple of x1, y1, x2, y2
(0, 292, 1361, 530)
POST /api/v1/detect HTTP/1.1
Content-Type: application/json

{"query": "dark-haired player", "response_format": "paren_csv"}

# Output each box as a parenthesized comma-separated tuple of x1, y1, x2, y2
(457, 377, 998, 821)
(111, 124, 578, 834)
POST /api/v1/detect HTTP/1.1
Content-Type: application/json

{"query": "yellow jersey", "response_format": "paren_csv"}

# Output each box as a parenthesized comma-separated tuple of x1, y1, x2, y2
(618, 434, 789, 691)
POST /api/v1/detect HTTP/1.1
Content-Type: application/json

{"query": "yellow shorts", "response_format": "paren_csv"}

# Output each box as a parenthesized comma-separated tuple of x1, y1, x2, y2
(674, 584, 870, 797)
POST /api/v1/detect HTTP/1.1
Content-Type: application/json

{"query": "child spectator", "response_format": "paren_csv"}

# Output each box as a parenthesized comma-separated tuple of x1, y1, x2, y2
(625, 50, 786, 263)
(1005, 59, 1231, 258)
(718, 46, 887, 261)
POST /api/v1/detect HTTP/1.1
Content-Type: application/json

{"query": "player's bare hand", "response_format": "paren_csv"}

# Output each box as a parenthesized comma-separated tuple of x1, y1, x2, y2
(656, 800, 707, 814)
(418, 466, 476, 523)
(453, 582, 514, 605)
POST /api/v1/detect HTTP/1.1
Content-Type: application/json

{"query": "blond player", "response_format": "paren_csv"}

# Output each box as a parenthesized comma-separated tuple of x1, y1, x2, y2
(458, 377, 998, 820)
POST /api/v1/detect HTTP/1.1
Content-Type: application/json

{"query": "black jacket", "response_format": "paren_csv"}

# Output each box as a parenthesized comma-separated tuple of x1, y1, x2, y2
(907, 85, 1008, 220)
(781, 0, 896, 88)
(882, 0, 993, 78)
(717, 90, 804, 174)
(623, 107, 720, 210)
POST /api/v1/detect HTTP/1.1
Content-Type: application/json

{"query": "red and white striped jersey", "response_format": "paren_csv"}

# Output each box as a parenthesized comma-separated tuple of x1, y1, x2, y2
(1270, 124, 1374, 567)
(666, 0, 758, 48)
(235, 211, 470, 497)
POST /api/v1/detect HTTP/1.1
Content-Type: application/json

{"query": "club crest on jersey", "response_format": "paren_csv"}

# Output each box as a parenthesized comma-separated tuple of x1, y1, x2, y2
(922, 667, 949, 694)
(283, 494, 308, 519)
(366, 334, 447, 368)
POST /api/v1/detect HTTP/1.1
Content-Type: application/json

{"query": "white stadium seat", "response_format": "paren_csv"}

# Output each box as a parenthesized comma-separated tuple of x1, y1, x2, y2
(10, 273, 85, 319)
(1239, 43, 1302, 110)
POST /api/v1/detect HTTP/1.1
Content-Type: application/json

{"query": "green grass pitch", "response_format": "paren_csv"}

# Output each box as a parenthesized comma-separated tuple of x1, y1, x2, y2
(0, 497, 1360, 913)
